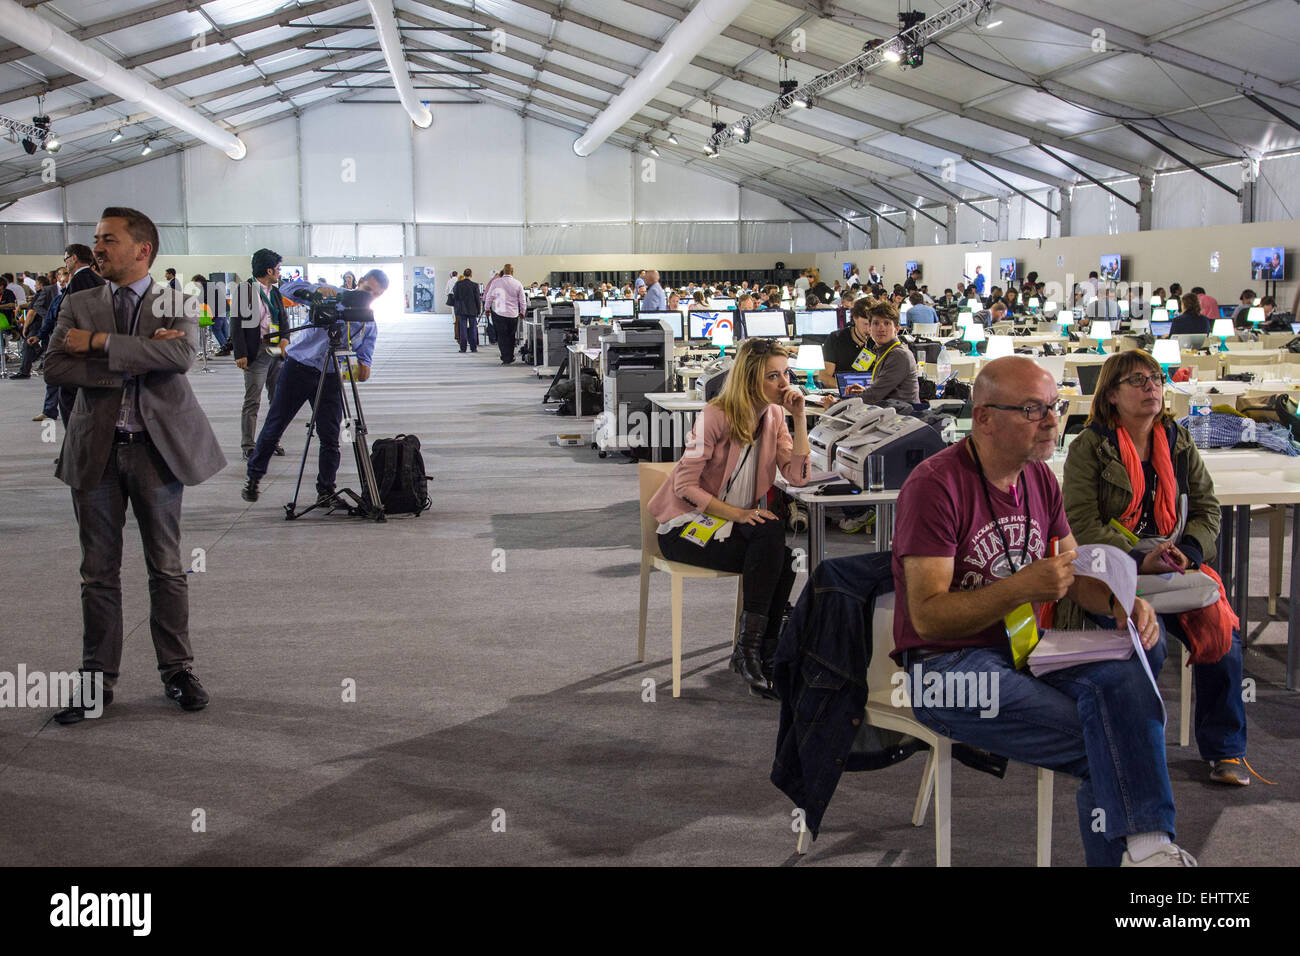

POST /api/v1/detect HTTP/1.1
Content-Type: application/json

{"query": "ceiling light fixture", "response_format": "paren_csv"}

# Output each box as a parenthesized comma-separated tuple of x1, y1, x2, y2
(883, 48, 902, 63)
(44, 136, 60, 153)
(666, 132, 678, 144)
(109, 128, 124, 143)
(140, 140, 153, 156)
(649, 144, 660, 156)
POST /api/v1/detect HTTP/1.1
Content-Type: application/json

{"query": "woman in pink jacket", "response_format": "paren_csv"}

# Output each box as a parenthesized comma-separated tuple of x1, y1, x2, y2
(648, 339, 812, 697)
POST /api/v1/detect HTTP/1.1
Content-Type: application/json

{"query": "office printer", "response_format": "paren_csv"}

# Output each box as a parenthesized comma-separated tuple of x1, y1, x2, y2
(834, 414, 947, 489)
(808, 398, 895, 472)
(543, 302, 576, 368)
(600, 317, 674, 440)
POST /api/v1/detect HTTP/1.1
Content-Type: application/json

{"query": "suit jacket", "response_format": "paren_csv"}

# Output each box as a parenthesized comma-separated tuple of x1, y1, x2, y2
(43, 281, 226, 491)
(452, 277, 482, 317)
(230, 279, 288, 362)
(1170, 313, 1211, 335)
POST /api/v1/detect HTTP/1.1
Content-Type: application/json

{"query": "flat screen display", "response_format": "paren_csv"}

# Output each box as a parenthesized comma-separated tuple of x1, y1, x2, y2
(999, 257, 1017, 284)
(742, 310, 787, 337)
(1100, 254, 1122, 281)
(636, 309, 683, 338)
(1151, 320, 1172, 337)
(574, 299, 603, 319)
(688, 311, 732, 339)
(1250, 246, 1285, 280)
(608, 299, 635, 317)
(794, 310, 838, 336)
(710, 297, 737, 311)
(905, 260, 921, 279)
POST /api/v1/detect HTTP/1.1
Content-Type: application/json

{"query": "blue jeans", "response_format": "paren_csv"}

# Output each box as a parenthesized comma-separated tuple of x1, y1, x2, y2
(909, 628, 1173, 867)
(210, 315, 230, 348)
(247, 358, 343, 495)
(1163, 616, 1246, 760)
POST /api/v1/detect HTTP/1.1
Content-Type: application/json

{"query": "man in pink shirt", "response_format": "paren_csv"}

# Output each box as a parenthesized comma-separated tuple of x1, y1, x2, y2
(486, 264, 528, 365)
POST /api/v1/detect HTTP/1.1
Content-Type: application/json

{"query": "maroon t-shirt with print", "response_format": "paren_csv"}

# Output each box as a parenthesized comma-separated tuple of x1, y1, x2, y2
(891, 438, 1071, 663)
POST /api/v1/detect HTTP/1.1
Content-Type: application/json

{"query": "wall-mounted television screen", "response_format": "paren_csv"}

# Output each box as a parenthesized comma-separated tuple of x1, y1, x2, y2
(904, 260, 921, 279)
(999, 257, 1017, 284)
(1099, 254, 1122, 282)
(1251, 246, 1285, 281)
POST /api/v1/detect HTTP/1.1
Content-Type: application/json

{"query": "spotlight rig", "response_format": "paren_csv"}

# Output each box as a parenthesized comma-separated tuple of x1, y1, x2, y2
(707, 0, 990, 154)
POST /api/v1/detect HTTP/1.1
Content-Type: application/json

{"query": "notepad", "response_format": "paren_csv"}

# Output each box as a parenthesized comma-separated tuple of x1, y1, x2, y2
(1028, 628, 1133, 676)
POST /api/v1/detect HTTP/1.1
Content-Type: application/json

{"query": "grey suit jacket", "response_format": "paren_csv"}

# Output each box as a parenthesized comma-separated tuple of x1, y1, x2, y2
(44, 281, 227, 491)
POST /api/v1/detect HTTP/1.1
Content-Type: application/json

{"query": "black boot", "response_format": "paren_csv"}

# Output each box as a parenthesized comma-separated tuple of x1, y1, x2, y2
(731, 611, 773, 697)
(756, 637, 781, 701)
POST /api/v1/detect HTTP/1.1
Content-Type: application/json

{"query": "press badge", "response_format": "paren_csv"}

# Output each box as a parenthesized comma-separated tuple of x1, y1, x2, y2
(1005, 602, 1040, 670)
(680, 514, 727, 547)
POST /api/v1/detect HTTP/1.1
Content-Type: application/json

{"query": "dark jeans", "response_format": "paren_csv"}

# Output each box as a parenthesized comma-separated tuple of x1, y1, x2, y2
(909, 627, 1172, 867)
(1164, 615, 1246, 760)
(247, 357, 343, 495)
(19, 335, 40, 375)
(456, 313, 479, 352)
(44, 384, 74, 422)
(71, 441, 192, 690)
(658, 515, 796, 638)
(492, 313, 517, 362)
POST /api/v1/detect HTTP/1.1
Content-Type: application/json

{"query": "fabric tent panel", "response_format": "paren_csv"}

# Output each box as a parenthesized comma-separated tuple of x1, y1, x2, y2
(524, 118, 631, 223)
(65, 152, 184, 224)
(1152, 168, 1242, 231)
(184, 115, 299, 224)
(525, 222, 633, 255)
(1072, 178, 1141, 236)
(417, 224, 524, 257)
(311, 223, 357, 258)
(635, 159, 739, 221)
(300, 103, 414, 223)
(1256, 153, 1300, 224)
(0, 222, 63, 254)
(0, 188, 62, 223)
(412, 103, 524, 224)
(790, 220, 843, 253)
(357, 224, 403, 258)
(739, 221, 791, 254)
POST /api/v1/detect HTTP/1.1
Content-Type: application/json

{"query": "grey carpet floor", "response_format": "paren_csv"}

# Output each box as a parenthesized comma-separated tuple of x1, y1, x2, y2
(0, 316, 1294, 866)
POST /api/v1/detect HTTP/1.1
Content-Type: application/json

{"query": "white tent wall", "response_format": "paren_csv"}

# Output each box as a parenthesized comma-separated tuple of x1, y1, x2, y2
(413, 106, 524, 224)
(1071, 178, 1141, 236)
(300, 104, 414, 223)
(184, 116, 300, 226)
(1257, 153, 1300, 224)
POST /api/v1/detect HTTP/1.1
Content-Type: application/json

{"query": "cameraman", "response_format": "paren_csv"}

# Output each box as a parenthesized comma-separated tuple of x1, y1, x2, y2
(241, 269, 387, 504)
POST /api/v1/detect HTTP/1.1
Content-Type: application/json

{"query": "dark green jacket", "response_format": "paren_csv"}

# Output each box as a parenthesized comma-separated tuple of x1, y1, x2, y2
(1055, 420, 1219, 630)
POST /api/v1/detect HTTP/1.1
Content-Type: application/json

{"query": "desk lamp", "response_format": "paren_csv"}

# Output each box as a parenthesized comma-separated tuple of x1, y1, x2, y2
(1058, 309, 1074, 333)
(957, 311, 974, 329)
(1166, 301, 1178, 318)
(1211, 318, 1234, 352)
(962, 321, 985, 356)
(1152, 339, 1181, 379)
(1247, 306, 1265, 331)
(985, 334, 1013, 360)
(710, 322, 733, 358)
(1027, 296, 1040, 314)
(1043, 300, 1058, 317)
(1091, 319, 1112, 355)
(1149, 295, 1163, 310)
(794, 344, 824, 390)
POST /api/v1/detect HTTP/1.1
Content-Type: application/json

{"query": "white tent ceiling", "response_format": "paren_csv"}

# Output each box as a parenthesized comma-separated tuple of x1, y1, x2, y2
(0, 0, 1296, 223)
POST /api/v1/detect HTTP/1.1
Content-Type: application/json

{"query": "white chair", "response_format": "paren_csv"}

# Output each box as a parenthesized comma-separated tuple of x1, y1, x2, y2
(637, 462, 742, 697)
(796, 593, 1055, 866)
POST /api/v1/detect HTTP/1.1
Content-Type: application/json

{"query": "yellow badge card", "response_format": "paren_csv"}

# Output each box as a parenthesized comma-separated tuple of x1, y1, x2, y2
(1006, 602, 1040, 670)
(680, 513, 727, 547)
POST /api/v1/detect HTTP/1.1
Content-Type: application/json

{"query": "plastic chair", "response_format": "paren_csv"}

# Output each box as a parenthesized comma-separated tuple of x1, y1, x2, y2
(796, 593, 1054, 866)
(637, 462, 743, 697)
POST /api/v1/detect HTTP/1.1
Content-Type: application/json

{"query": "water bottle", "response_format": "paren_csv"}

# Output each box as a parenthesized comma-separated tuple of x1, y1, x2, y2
(936, 352, 952, 396)
(1190, 386, 1210, 419)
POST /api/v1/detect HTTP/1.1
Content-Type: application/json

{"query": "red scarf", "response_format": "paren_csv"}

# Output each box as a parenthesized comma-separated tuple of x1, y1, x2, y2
(1116, 423, 1232, 664)
(1115, 424, 1178, 534)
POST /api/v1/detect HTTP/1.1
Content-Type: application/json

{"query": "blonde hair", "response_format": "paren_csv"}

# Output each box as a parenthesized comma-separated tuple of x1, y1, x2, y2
(710, 339, 789, 445)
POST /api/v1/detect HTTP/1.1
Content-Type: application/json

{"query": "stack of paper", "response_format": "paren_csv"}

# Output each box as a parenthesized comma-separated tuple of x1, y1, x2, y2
(1028, 628, 1133, 676)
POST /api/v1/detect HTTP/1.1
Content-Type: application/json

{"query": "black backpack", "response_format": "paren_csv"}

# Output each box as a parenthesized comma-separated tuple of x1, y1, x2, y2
(370, 434, 431, 516)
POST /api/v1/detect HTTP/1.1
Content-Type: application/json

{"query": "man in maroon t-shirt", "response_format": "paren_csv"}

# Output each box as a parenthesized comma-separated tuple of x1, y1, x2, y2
(890, 356, 1194, 867)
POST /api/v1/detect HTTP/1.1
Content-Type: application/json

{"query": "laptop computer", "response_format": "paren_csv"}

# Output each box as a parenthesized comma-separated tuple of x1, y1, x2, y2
(835, 371, 872, 396)
(1150, 320, 1172, 337)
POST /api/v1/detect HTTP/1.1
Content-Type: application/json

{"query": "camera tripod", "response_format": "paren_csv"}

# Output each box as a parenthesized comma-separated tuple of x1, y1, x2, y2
(284, 335, 385, 522)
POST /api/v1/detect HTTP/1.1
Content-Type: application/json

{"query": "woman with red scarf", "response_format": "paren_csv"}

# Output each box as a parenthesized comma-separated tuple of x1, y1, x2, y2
(1060, 350, 1253, 787)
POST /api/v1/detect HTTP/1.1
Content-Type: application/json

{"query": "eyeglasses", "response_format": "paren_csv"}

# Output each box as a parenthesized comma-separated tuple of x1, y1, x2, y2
(746, 338, 777, 354)
(1118, 371, 1166, 390)
(981, 398, 1069, 422)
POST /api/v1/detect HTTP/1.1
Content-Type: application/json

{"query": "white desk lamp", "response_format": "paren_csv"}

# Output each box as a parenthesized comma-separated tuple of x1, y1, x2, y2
(794, 344, 824, 389)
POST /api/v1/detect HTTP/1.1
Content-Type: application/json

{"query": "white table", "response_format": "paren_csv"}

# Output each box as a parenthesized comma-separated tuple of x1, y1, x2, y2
(644, 392, 706, 462)
(566, 344, 602, 417)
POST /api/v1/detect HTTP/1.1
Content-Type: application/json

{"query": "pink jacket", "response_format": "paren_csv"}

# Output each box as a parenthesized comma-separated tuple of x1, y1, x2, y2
(649, 403, 810, 523)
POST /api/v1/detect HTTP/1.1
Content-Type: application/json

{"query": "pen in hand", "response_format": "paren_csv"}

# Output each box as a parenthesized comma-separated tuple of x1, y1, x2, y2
(1160, 550, 1186, 575)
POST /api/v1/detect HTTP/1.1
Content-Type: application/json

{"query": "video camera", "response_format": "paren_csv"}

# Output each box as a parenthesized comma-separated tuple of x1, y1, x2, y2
(286, 285, 376, 327)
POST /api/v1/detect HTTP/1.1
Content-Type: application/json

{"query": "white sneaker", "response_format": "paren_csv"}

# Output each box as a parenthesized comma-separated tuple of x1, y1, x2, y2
(1121, 843, 1198, 867)
(838, 512, 875, 534)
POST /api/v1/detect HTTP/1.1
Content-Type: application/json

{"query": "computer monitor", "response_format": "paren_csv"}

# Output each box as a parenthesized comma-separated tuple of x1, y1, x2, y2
(1219, 305, 1237, 319)
(688, 311, 731, 340)
(794, 310, 838, 337)
(636, 309, 683, 339)
(742, 310, 787, 338)
(1292, 322, 1300, 336)
(835, 372, 872, 396)
(574, 299, 603, 319)
(709, 297, 737, 312)
(1077, 364, 1103, 396)
(608, 298, 635, 317)
(1128, 318, 1149, 333)
(1150, 320, 1172, 337)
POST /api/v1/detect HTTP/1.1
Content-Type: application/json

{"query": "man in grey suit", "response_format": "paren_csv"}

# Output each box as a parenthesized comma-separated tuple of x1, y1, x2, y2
(43, 207, 226, 724)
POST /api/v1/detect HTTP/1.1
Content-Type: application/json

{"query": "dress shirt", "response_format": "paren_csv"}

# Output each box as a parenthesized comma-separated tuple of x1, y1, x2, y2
(105, 274, 156, 433)
(642, 283, 666, 311)
(286, 320, 377, 373)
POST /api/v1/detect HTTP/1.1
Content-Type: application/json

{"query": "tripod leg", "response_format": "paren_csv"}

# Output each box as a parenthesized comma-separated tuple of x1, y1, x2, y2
(285, 359, 329, 518)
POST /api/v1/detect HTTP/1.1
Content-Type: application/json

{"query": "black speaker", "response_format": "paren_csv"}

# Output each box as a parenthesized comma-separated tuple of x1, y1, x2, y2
(775, 261, 785, 270)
